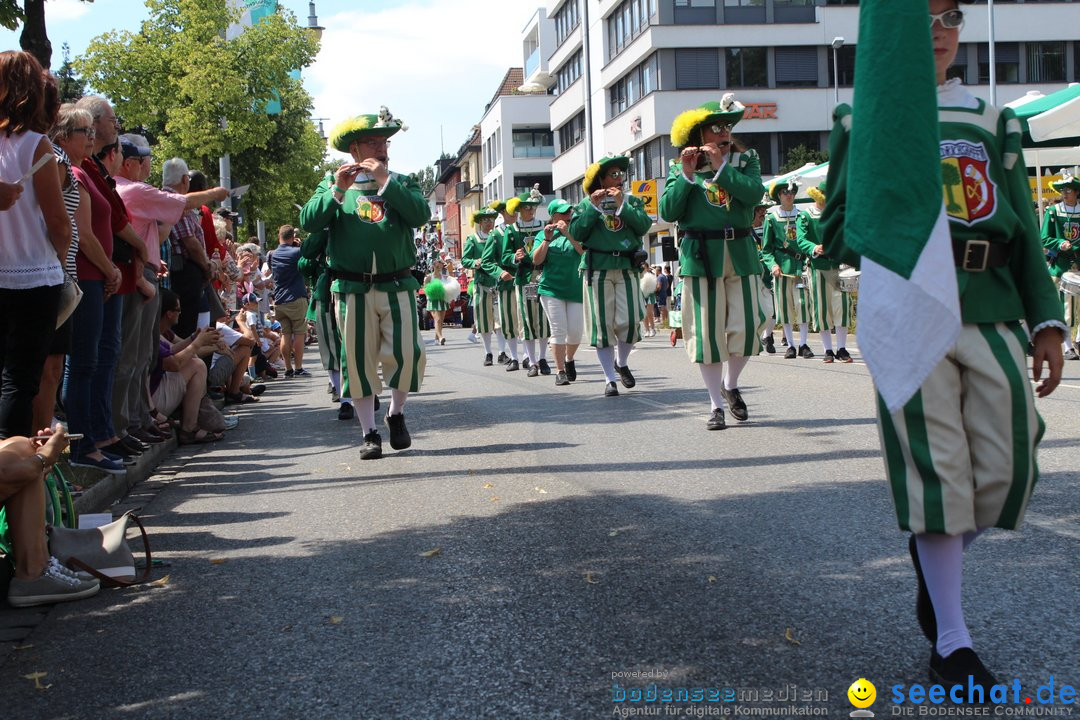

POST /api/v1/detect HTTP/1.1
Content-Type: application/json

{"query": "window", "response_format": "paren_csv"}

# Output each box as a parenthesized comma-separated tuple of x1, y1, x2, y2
(775, 46, 818, 87)
(726, 47, 767, 88)
(554, 51, 583, 96)
(512, 130, 554, 159)
(777, 132, 822, 171)
(557, 112, 586, 154)
(608, 54, 659, 119)
(1075, 41, 1080, 83)
(607, 0, 657, 60)
(627, 137, 673, 183)
(675, 0, 718, 23)
(513, 175, 553, 198)
(483, 132, 501, 173)
(976, 42, 1019, 84)
(723, 0, 763, 5)
(554, 0, 580, 48)
(675, 48, 720, 90)
(560, 181, 584, 205)
(825, 44, 857, 87)
(1026, 41, 1066, 83)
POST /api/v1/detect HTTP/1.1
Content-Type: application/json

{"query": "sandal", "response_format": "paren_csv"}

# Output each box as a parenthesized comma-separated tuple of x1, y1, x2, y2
(224, 392, 259, 404)
(178, 428, 218, 445)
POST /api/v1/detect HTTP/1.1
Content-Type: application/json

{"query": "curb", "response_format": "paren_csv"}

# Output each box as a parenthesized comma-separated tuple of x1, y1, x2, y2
(73, 437, 177, 515)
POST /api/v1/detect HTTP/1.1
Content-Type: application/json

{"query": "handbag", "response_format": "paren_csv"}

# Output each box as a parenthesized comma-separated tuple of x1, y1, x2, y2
(55, 271, 83, 328)
(48, 512, 152, 587)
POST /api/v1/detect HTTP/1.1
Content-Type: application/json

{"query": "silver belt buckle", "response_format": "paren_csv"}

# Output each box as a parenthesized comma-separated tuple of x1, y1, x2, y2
(723, 226, 735, 241)
(963, 239, 990, 272)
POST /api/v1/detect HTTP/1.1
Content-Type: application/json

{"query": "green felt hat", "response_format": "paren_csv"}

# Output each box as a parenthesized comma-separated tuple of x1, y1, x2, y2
(507, 187, 544, 214)
(1051, 174, 1080, 194)
(488, 199, 507, 213)
(670, 93, 746, 148)
(471, 208, 499, 225)
(582, 154, 631, 195)
(755, 193, 775, 209)
(768, 178, 800, 203)
(329, 107, 406, 153)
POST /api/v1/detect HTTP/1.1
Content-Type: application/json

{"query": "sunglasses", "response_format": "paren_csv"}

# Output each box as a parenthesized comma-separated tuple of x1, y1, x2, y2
(930, 9, 964, 29)
(708, 123, 733, 134)
(607, 170, 626, 179)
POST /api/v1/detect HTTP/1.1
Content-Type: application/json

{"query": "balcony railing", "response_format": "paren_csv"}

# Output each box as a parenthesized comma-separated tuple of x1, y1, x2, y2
(525, 48, 540, 80)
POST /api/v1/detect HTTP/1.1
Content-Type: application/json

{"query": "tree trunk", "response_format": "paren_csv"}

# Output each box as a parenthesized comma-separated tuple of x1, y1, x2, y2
(19, 0, 51, 69)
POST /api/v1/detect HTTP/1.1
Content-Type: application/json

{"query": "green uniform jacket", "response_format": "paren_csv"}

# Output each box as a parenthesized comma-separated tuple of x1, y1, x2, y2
(478, 226, 512, 291)
(299, 228, 332, 307)
(658, 149, 764, 277)
(499, 219, 545, 286)
(570, 194, 651, 271)
(1040, 201, 1080, 277)
(461, 232, 497, 287)
(299, 171, 429, 294)
(822, 100, 1062, 328)
(796, 206, 839, 271)
(760, 207, 805, 277)
(536, 229, 584, 303)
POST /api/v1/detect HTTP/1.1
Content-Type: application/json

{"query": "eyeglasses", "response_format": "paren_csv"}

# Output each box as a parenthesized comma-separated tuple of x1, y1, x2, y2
(930, 9, 964, 29)
(607, 170, 626, 179)
(708, 123, 733, 134)
(360, 138, 391, 147)
(72, 127, 96, 139)
(780, 188, 796, 195)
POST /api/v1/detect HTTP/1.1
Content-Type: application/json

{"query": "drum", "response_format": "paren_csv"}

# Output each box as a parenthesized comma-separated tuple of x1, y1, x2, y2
(839, 268, 861, 293)
(1060, 271, 1080, 297)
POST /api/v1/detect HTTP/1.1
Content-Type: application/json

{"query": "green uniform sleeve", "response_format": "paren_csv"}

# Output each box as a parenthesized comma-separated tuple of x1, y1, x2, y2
(760, 214, 780, 270)
(659, 162, 691, 223)
(1040, 208, 1063, 254)
(795, 211, 818, 256)
(479, 228, 503, 279)
(461, 236, 478, 270)
(381, 174, 431, 229)
(715, 151, 764, 206)
(499, 226, 518, 271)
(299, 228, 328, 260)
(299, 173, 337, 233)
(621, 194, 654, 236)
(569, 198, 600, 245)
(820, 105, 861, 268)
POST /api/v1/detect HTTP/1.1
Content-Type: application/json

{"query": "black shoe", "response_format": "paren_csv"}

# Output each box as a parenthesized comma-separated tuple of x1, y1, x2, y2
(439, 337, 446, 345)
(284, 369, 295, 378)
(505, 359, 519, 372)
(823, 349, 836, 364)
(1065, 348, 1080, 361)
(527, 365, 539, 377)
(721, 387, 748, 422)
(483, 353, 493, 366)
(784, 346, 797, 359)
(764, 335, 775, 354)
(555, 371, 570, 386)
(385, 412, 412, 450)
(249, 383, 267, 396)
(537, 358, 551, 375)
(929, 648, 997, 693)
(327, 382, 335, 395)
(360, 430, 382, 460)
(497, 351, 509, 365)
(615, 364, 636, 389)
(909, 535, 937, 643)
(338, 403, 354, 421)
(374, 395, 380, 412)
(836, 347, 853, 363)
(120, 435, 150, 453)
(565, 360, 577, 381)
(707, 408, 726, 430)
(101, 441, 141, 459)
(798, 344, 815, 359)
(522, 357, 530, 370)
(604, 381, 619, 397)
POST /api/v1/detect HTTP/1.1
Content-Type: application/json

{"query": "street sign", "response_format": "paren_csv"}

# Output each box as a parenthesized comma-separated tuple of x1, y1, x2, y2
(632, 179, 658, 219)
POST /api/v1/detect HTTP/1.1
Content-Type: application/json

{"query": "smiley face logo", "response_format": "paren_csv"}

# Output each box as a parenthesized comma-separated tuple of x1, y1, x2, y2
(847, 678, 876, 709)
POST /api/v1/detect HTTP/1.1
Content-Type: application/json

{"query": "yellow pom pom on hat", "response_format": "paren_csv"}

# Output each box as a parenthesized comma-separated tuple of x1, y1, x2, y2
(488, 199, 507, 213)
(329, 106, 407, 153)
(768, 178, 800, 202)
(507, 185, 545, 214)
(471, 207, 499, 225)
(670, 93, 746, 148)
(582, 153, 631, 195)
(807, 181, 827, 204)
(505, 196, 522, 215)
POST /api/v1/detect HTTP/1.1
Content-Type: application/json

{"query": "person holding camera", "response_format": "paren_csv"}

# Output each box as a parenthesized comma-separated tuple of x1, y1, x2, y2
(659, 95, 768, 430)
(532, 199, 584, 387)
(570, 154, 652, 396)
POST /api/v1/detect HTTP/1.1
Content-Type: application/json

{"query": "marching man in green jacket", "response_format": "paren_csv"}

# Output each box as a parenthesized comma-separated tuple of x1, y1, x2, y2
(660, 96, 768, 430)
(1040, 174, 1080, 359)
(481, 198, 523, 369)
(461, 207, 502, 366)
(300, 108, 429, 460)
(501, 188, 552, 376)
(797, 182, 852, 363)
(571, 154, 652, 396)
(761, 179, 813, 360)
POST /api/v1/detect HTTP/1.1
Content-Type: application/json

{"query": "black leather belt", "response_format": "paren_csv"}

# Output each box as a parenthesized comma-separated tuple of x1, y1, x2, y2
(952, 238, 1009, 272)
(682, 227, 752, 241)
(329, 267, 413, 284)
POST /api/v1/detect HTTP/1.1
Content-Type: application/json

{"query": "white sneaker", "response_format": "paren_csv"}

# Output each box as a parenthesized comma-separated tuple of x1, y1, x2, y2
(467, 332, 479, 344)
(8, 560, 100, 607)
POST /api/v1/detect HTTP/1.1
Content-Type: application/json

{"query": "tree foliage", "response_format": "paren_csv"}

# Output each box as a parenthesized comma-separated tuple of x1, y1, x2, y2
(56, 43, 86, 103)
(412, 166, 437, 197)
(76, 0, 325, 232)
(779, 144, 829, 175)
(1, 0, 94, 68)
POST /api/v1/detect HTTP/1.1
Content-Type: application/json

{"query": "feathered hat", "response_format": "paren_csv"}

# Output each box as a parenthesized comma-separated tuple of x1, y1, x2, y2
(1051, 174, 1080, 194)
(670, 93, 746, 148)
(471, 207, 499, 225)
(329, 106, 407, 153)
(582, 153, 631, 195)
(506, 185, 544, 214)
(768, 178, 800, 202)
(806, 181, 827, 204)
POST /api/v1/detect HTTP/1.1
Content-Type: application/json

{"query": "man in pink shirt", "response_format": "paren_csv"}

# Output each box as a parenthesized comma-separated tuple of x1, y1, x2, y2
(114, 134, 227, 443)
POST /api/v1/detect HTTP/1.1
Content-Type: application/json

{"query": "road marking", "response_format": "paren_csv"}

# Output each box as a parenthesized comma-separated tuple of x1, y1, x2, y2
(1025, 512, 1080, 542)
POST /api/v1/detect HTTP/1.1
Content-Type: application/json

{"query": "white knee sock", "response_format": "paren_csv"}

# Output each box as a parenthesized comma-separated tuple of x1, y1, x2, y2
(389, 389, 408, 416)
(507, 337, 519, 361)
(596, 346, 618, 383)
(497, 331, 507, 353)
(723, 355, 749, 390)
(329, 369, 341, 395)
(783, 324, 794, 347)
(763, 316, 776, 337)
(524, 339, 537, 364)
(915, 533, 971, 657)
(799, 325, 808, 346)
(539, 338, 549, 360)
(699, 362, 727, 411)
(358, 395, 376, 435)
(482, 333, 493, 354)
(1065, 337, 1075, 352)
(837, 326, 848, 349)
(821, 331, 834, 353)
(615, 341, 633, 367)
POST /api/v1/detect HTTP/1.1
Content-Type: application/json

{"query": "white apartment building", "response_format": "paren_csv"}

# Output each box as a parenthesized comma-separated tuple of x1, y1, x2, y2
(518, 0, 1079, 226)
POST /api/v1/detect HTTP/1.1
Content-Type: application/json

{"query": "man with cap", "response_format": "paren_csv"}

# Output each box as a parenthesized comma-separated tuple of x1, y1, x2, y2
(660, 95, 767, 430)
(461, 206, 502, 365)
(797, 182, 852, 363)
(761, 179, 814, 360)
(1041, 174, 1080, 359)
(299, 108, 428, 460)
(480, 199, 521, 368)
(501, 187, 552, 376)
(571, 154, 652, 396)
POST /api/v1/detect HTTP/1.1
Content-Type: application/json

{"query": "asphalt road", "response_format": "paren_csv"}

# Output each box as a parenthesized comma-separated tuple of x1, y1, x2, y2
(4, 326, 1079, 719)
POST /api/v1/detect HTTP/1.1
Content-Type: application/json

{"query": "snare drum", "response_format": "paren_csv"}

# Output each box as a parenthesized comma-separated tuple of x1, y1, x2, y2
(796, 270, 810, 291)
(1060, 271, 1080, 297)
(839, 268, 861, 293)
(524, 283, 540, 300)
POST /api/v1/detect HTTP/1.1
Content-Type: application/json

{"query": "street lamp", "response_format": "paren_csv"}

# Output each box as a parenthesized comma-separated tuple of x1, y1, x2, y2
(307, 1, 324, 41)
(831, 37, 845, 106)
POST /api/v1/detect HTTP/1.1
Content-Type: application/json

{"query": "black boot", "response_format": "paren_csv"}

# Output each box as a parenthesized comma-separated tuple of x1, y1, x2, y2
(360, 430, 383, 460)
(384, 412, 412, 450)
